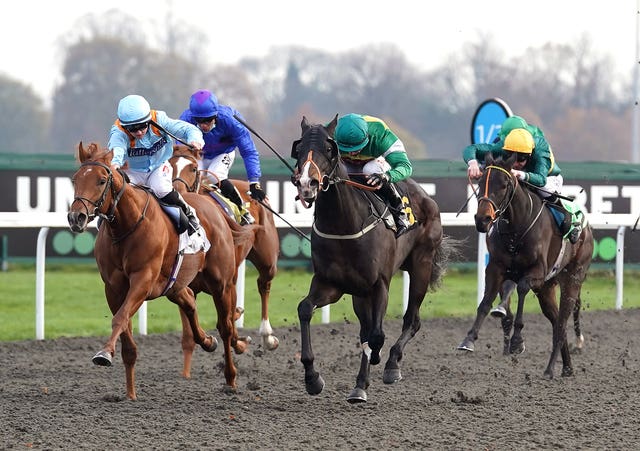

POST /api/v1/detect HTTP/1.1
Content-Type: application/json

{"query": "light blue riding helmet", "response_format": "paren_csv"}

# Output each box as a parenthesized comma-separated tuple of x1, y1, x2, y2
(189, 90, 219, 118)
(117, 95, 152, 125)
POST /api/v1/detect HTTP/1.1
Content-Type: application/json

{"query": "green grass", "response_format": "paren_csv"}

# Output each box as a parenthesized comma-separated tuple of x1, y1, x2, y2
(0, 263, 637, 342)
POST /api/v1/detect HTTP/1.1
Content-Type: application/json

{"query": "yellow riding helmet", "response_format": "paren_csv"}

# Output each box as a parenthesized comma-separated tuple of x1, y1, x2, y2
(502, 128, 534, 154)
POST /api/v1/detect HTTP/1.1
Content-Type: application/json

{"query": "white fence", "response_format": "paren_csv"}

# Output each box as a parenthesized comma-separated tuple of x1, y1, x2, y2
(0, 211, 636, 340)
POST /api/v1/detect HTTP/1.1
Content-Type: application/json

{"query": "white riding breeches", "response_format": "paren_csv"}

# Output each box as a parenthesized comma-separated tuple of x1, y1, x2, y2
(125, 160, 174, 198)
(200, 151, 236, 185)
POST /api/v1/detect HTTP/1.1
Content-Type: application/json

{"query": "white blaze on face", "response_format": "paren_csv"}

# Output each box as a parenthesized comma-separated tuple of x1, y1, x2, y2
(297, 159, 316, 197)
(173, 157, 192, 179)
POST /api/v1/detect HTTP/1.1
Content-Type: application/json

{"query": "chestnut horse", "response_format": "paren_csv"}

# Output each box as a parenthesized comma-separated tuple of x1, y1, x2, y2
(67, 142, 253, 399)
(169, 146, 280, 374)
(457, 154, 593, 379)
(291, 116, 457, 403)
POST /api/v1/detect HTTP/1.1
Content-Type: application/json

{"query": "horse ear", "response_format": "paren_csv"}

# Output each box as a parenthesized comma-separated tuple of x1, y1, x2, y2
(291, 139, 301, 159)
(301, 116, 310, 133)
(76, 141, 87, 163)
(326, 114, 338, 135)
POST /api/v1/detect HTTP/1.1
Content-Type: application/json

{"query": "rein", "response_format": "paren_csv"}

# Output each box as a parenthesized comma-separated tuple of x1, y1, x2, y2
(297, 151, 386, 240)
(480, 164, 544, 247)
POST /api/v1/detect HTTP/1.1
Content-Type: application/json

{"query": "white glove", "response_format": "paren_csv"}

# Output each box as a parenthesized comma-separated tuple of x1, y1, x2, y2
(511, 169, 526, 180)
(467, 159, 481, 178)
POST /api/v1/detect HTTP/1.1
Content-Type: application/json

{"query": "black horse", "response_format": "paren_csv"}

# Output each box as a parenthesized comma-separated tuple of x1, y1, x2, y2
(457, 154, 593, 378)
(291, 115, 456, 402)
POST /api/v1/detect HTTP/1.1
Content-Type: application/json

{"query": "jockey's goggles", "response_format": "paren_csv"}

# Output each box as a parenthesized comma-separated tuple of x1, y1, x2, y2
(124, 122, 149, 133)
(194, 115, 217, 124)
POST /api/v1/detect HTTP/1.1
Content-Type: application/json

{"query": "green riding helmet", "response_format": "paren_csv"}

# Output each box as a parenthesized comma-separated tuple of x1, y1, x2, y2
(499, 115, 529, 139)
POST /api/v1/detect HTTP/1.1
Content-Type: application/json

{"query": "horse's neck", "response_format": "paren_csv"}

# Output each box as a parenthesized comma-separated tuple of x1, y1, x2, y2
(504, 185, 538, 226)
(108, 185, 151, 233)
(315, 183, 369, 233)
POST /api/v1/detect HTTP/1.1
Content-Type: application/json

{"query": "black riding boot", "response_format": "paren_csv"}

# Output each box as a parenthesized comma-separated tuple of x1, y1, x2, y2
(378, 182, 410, 238)
(161, 189, 201, 235)
(219, 179, 254, 225)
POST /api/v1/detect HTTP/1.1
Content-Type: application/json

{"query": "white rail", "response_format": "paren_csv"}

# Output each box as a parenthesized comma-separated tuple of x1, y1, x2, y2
(0, 212, 636, 339)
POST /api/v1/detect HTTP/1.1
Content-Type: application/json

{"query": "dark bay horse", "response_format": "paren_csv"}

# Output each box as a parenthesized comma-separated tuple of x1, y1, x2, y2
(291, 116, 456, 403)
(67, 142, 253, 399)
(169, 146, 280, 371)
(457, 154, 593, 379)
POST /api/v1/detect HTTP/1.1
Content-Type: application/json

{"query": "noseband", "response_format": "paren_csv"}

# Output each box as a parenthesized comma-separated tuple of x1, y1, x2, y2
(476, 165, 517, 222)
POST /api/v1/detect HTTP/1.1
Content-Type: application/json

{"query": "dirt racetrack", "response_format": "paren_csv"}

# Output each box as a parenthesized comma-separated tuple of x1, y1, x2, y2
(2, 308, 640, 450)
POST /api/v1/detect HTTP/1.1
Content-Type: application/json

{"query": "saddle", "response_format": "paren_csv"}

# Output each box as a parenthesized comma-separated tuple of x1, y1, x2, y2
(357, 177, 416, 233)
(544, 197, 586, 239)
(202, 188, 245, 224)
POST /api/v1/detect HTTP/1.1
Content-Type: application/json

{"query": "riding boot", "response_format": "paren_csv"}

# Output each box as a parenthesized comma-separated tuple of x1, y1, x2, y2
(548, 196, 581, 244)
(379, 182, 410, 238)
(161, 189, 201, 235)
(219, 179, 255, 225)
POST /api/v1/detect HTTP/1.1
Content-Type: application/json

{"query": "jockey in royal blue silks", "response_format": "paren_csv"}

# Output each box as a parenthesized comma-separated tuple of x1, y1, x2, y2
(179, 89, 266, 225)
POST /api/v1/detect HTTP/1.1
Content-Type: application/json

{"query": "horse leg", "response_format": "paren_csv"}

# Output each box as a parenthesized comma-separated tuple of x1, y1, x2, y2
(256, 264, 279, 351)
(457, 263, 503, 352)
(545, 283, 578, 379)
(178, 308, 196, 379)
(167, 287, 218, 353)
(92, 284, 143, 400)
(384, 268, 429, 385)
(213, 284, 245, 389)
(348, 285, 388, 403)
(490, 280, 515, 318)
(493, 280, 516, 355)
(119, 320, 138, 400)
(508, 281, 530, 355)
(573, 293, 584, 352)
(297, 277, 343, 396)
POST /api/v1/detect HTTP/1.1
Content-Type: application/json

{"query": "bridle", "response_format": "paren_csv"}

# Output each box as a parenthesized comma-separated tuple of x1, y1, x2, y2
(476, 165, 518, 223)
(70, 161, 150, 243)
(171, 156, 201, 193)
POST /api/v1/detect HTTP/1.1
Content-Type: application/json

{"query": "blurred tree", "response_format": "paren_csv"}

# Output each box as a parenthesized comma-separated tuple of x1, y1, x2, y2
(0, 75, 49, 152)
(50, 9, 209, 153)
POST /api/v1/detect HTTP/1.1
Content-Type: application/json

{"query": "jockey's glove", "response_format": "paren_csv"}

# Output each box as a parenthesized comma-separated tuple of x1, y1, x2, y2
(366, 172, 390, 187)
(249, 182, 267, 202)
(511, 169, 526, 181)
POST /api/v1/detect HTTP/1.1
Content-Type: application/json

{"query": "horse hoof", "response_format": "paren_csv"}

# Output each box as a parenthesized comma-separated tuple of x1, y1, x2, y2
(305, 374, 325, 396)
(263, 335, 279, 351)
(490, 306, 507, 318)
(383, 368, 402, 384)
(202, 336, 218, 353)
(510, 342, 525, 355)
(457, 340, 474, 352)
(92, 350, 112, 366)
(561, 367, 574, 377)
(543, 370, 554, 380)
(347, 388, 367, 403)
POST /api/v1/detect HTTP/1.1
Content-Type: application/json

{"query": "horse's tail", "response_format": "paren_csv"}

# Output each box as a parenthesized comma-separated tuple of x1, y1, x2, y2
(223, 214, 260, 262)
(429, 235, 465, 291)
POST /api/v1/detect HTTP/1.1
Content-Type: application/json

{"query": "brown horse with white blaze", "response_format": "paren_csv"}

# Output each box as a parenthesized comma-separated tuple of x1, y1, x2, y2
(170, 145, 280, 376)
(67, 142, 253, 399)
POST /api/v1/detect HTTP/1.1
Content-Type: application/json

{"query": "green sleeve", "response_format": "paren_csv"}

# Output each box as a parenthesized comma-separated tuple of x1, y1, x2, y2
(462, 142, 503, 164)
(385, 151, 413, 183)
(523, 136, 552, 187)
